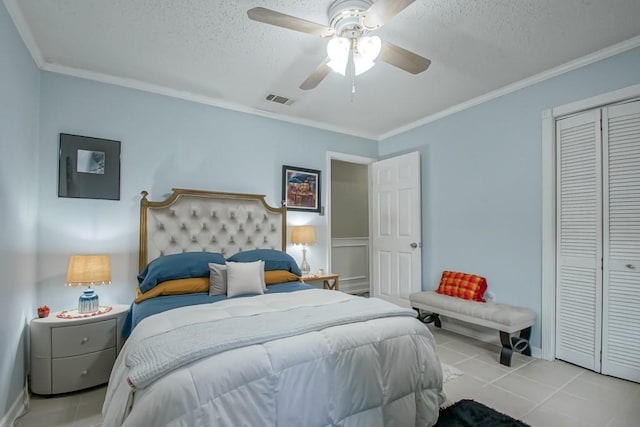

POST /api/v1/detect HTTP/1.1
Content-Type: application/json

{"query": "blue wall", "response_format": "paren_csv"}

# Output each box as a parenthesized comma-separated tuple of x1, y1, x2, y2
(36, 72, 377, 311)
(0, 2, 40, 419)
(3, 0, 640, 413)
(380, 47, 640, 348)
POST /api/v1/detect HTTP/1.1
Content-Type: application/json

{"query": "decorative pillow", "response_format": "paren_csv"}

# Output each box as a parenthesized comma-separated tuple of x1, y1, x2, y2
(226, 261, 265, 298)
(264, 270, 300, 285)
(436, 270, 487, 302)
(138, 252, 225, 293)
(208, 263, 228, 296)
(226, 249, 302, 276)
(135, 277, 209, 303)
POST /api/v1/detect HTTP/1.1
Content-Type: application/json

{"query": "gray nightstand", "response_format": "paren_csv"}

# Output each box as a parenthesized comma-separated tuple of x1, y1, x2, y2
(29, 304, 129, 395)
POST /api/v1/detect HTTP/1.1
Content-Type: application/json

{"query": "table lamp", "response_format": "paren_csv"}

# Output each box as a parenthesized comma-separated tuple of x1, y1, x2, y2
(65, 255, 111, 314)
(291, 225, 316, 276)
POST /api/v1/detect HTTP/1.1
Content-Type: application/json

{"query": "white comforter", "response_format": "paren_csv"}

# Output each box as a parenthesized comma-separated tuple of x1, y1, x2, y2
(103, 290, 444, 427)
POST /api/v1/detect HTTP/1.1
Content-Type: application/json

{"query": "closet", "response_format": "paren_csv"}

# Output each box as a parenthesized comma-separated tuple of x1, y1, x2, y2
(556, 100, 640, 383)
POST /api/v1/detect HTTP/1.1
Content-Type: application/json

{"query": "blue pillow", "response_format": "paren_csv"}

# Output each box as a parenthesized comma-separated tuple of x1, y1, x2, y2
(226, 249, 302, 276)
(138, 252, 225, 293)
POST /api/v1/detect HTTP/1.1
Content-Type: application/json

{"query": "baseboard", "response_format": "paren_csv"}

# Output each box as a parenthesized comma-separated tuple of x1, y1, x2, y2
(440, 318, 542, 359)
(0, 390, 25, 427)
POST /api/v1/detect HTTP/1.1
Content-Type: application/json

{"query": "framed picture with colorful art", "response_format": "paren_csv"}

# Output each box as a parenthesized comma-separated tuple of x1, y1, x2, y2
(282, 165, 321, 213)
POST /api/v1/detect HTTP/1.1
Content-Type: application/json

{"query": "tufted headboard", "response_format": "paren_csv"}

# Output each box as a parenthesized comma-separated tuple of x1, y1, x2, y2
(139, 188, 286, 272)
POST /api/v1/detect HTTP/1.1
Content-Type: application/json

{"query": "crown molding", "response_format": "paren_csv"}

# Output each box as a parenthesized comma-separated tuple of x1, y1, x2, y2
(379, 35, 640, 141)
(4, 0, 375, 141)
(41, 62, 377, 141)
(3, 0, 45, 67)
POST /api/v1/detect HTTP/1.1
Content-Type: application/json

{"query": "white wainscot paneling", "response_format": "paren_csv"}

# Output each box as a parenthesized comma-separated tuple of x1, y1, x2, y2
(331, 237, 369, 295)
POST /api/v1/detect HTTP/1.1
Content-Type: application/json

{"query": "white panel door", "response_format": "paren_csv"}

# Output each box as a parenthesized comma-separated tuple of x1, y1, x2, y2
(602, 101, 640, 382)
(371, 152, 421, 307)
(556, 110, 603, 371)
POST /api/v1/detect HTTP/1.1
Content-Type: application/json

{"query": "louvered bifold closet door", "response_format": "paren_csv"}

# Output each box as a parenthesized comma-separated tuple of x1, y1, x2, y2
(602, 100, 640, 382)
(556, 110, 602, 371)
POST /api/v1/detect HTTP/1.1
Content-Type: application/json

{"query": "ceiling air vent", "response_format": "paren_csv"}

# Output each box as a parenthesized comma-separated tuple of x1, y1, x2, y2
(266, 94, 295, 106)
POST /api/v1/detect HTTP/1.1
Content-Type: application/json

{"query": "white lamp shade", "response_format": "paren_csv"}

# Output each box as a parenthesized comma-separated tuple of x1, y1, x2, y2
(291, 225, 316, 245)
(327, 37, 349, 76)
(354, 36, 381, 75)
(65, 255, 111, 287)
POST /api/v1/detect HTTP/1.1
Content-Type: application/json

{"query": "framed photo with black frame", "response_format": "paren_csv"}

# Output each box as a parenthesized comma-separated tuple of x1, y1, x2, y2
(282, 165, 321, 213)
(58, 133, 121, 200)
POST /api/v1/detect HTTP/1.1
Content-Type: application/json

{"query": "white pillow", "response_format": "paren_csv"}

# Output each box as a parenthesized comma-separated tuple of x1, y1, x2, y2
(208, 263, 228, 296)
(226, 261, 265, 298)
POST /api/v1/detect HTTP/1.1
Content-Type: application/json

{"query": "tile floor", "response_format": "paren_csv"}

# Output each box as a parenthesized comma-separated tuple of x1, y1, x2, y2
(433, 326, 640, 427)
(15, 384, 104, 427)
(15, 325, 640, 426)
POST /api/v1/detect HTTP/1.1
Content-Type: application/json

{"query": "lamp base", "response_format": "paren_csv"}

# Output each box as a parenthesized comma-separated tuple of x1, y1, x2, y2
(78, 288, 99, 314)
(301, 247, 311, 276)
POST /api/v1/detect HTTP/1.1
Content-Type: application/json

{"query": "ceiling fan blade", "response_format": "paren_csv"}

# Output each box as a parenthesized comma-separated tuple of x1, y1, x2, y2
(363, 0, 415, 29)
(300, 58, 331, 90)
(247, 7, 335, 37)
(379, 40, 431, 74)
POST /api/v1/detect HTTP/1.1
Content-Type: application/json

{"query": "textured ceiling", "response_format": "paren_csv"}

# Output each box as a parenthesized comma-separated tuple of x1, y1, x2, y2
(9, 0, 640, 139)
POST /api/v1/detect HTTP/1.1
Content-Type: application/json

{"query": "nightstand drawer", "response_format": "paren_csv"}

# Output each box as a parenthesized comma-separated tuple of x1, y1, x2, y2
(51, 347, 116, 394)
(52, 319, 116, 358)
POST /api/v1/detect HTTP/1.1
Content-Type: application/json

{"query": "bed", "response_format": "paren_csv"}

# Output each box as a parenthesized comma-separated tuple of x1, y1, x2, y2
(102, 188, 445, 427)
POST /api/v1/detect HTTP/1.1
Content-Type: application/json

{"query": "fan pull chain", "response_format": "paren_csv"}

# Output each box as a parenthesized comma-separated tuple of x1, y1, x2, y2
(351, 73, 356, 101)
(349, 48, 356, 101)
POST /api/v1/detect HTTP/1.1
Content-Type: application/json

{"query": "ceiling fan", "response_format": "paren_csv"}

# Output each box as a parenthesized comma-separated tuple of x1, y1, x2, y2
(247, 0, 431, 90)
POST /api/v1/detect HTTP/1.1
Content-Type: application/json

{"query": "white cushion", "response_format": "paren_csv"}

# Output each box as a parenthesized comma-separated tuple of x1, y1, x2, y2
(226, 261, 265, 298)
(410, 291, 536, 333)
(208, 263, 228, 296)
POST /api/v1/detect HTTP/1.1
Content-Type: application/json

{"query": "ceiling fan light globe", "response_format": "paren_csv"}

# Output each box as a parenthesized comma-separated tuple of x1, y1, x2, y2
(352, 35, 381, 75)
(354, 56, 375, 75)
(327, 37, 350, 75)
(357, 35, 382, 61)
(328, 59, 348, 76)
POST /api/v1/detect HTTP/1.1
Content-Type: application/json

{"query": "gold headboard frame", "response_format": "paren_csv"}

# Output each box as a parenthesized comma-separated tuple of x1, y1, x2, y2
(139, 188, 287, 272)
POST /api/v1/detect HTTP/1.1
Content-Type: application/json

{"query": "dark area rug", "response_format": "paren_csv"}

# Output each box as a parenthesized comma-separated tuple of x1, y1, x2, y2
(435, 399, 530, 427)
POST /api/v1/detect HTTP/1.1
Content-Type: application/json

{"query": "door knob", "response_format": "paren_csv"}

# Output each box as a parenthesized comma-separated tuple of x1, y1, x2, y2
(410, 242, 418, 248)
(627, 264, 636, 270)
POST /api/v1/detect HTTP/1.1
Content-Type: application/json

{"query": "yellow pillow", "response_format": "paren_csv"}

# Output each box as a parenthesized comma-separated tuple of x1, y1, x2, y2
(264, 270, 300, 285)
(135, 277, 209, 303)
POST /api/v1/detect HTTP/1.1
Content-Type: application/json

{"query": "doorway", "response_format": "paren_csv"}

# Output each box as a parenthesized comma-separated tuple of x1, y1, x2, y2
(326, 151, 423, 303)
(326, 152, 374, 295)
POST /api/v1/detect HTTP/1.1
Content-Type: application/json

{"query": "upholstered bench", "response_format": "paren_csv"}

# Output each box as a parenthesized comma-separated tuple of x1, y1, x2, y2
(410, 291, 536, 366)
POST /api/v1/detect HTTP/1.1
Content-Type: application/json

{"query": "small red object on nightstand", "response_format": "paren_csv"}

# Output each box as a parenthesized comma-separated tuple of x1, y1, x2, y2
(37, 305, 50, 318)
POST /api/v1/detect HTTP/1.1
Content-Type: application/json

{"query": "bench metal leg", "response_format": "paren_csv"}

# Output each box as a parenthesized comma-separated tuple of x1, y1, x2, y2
(520, 327, 532, 356)
(414, 309, 441, 328)
(432, 313, 442, 328)
(499, 328, 532, 366)
(499, 331, 514, 366)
